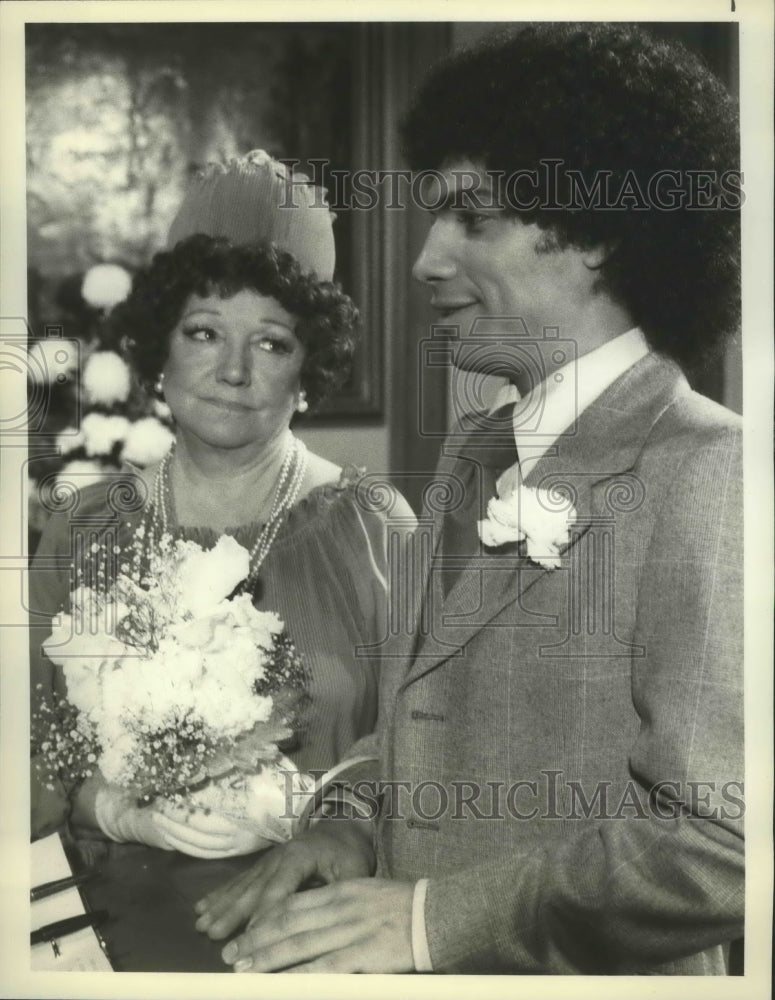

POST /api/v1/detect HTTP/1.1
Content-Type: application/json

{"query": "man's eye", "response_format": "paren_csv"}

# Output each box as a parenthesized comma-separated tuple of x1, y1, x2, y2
(458, 212, 490, 233)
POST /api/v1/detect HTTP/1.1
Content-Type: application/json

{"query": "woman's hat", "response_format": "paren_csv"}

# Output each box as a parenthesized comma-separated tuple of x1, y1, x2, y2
(166, 150, 336, 281)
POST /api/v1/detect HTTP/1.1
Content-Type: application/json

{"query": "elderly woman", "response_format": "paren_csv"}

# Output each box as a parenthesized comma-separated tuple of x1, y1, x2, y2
(30, 152, 413, 859)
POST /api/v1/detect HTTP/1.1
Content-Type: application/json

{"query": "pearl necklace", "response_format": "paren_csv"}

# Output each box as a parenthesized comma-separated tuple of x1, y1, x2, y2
(239, 437, 308, 593)
(133, 437, 309, 591)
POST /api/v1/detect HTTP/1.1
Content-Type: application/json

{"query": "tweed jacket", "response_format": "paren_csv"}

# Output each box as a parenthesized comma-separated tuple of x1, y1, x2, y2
(354, 352, 743, 974)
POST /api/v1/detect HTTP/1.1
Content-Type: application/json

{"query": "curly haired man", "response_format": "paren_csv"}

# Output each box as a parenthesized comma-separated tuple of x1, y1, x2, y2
(196, 23, 744, 976)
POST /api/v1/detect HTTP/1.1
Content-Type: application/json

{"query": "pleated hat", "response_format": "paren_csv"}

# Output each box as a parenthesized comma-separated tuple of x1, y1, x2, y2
(166, 149, 336, 281)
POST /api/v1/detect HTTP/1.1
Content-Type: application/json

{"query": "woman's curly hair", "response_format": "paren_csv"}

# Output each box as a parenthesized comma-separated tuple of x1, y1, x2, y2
(401, 23, 741, 369)
(109, 234, 359, 407)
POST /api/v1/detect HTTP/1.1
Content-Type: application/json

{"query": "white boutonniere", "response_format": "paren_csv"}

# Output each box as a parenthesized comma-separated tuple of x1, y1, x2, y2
(477, 472, 577, 570)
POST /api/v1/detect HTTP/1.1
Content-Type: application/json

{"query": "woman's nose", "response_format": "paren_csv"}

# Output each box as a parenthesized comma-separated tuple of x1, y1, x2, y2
(216, 341, 251, 386)
(412, 218, 457, 284)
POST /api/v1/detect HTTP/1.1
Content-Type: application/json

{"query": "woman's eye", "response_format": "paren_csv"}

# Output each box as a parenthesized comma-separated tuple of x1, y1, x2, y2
(183, 325, 217, 342)
(257, 336, 292, 354)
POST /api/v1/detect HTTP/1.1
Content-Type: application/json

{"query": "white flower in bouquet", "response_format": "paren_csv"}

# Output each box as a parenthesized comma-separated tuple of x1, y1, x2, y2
(60, 656, 106, 720)
(173, 593, 283, 657)
(83, 350, 132, 406)
(28, 339, 78, 384)
(121, 417, 175, 466)
(81, 263, 132, 311)
(225, 594, 284, 651)
(80, 412, 131, 456)
(44, 586, 133, 714)
(195, 667, 273, 737)
(56, 459, 105, 490)
(99, 729, 141, 785)
(175, 534, 250, 617)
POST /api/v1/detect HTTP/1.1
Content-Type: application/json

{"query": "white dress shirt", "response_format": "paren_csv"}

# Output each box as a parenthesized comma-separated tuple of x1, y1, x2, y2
(411, 326, 651, 972)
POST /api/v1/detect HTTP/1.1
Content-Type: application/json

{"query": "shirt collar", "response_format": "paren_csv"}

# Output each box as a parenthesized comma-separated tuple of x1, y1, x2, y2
(491, 327, 651, 482)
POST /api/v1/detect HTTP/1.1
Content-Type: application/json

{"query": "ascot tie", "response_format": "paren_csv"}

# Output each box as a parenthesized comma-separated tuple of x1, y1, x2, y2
(440, 405, 519, 596)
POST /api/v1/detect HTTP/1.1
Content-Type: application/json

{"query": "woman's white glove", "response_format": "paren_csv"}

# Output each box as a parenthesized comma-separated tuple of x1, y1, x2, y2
(94, 784, 175, 851)
(95, 784, 275, 858)
(156, 757, 316, 859)
(94, 758, 315, 860)
(152, 804, 278, 860)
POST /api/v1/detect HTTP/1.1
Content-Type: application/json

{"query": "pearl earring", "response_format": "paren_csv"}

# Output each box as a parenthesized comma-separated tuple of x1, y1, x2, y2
(296, 390, 309, 414)
(154, 373, 165, 397)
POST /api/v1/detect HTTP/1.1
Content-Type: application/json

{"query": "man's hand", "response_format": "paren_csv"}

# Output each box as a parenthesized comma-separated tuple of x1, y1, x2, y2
(194, 817, 375, 940)
(221, 878, 415, 973)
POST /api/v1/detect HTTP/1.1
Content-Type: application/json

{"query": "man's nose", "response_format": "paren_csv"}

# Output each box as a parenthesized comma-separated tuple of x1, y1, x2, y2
(412, 218, 457, 284)
(217, 341, 251, 386)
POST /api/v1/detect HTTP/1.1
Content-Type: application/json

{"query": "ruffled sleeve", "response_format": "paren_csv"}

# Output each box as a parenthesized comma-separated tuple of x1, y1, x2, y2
(29, 473, 146, 838)
(284, 472, 417, 648)
(29, 506, 73, 838)
(251, 473, 417, 773)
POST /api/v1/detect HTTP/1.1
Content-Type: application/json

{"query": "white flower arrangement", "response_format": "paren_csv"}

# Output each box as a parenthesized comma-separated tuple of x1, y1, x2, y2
(81, 263, 132, 311)
(80, 412, 131, 456)
(82, 350, 132, 406)
(121, 417, 175, 466)
(56, 459, 106, 490)
(27, 339, 78, 384)
(37, 535, 308, 820)
(478, 479, 577, 570)
(56, 426, 86, 456)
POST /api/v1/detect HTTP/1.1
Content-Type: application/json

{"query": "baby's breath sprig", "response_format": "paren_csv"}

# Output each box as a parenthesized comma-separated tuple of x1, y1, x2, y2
(32, 684, 100, 793)
(254, 633, 309, 741)
(126, 713, 220, 803)
(256, 633, 308, 696)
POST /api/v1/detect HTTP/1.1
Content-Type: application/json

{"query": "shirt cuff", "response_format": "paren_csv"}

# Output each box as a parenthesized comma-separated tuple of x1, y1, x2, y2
(411, 878, 433, 972)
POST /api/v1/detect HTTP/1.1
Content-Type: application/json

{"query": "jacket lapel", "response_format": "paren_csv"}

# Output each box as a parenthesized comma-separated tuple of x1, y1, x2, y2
(403, 353, 689, 687)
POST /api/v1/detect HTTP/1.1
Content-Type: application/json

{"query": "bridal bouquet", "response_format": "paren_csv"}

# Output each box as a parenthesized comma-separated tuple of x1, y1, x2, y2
(35, 534, 310, 836)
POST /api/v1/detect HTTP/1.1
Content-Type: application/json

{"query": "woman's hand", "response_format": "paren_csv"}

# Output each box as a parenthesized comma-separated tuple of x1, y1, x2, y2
(194, 816, 376, 940)
(154, 803, 277, 859)
(93, 783, 175, 851)
(97, 786, 277, 858)
(78, 770, 289, 858)
(70, 772, 172, 850)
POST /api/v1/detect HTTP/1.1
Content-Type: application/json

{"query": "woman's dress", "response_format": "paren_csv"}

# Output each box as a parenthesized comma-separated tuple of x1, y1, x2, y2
(30, 461, 415, 839)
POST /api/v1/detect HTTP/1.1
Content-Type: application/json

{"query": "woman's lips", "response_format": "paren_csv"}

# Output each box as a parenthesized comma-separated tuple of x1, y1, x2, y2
(203, 397, 255, 412)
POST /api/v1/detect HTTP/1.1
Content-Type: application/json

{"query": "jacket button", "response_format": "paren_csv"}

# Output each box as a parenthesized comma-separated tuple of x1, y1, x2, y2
(406, 818, 439, 831)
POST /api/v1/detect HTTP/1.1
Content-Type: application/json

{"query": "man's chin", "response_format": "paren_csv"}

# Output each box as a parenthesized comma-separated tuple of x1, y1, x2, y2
(452, 344, 521, 379)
